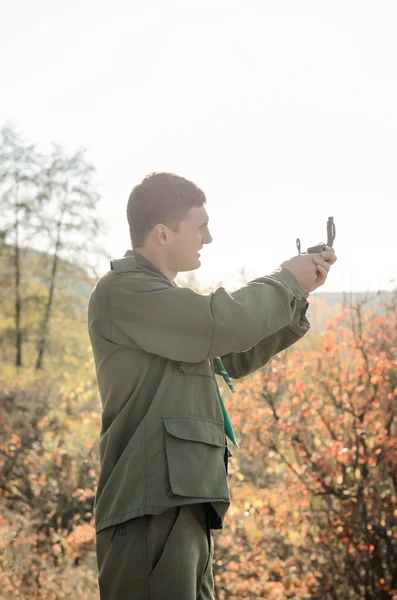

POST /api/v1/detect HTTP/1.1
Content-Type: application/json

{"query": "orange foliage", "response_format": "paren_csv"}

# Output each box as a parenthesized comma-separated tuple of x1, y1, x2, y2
(0, 376, 100, 599)
(215, 296, 397, 599)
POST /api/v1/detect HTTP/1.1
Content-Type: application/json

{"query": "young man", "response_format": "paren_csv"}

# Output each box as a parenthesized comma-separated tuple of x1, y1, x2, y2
(88, 172, 336, 600)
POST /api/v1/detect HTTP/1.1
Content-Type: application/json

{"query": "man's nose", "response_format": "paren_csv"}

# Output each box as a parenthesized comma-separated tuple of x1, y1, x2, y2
(203, 231, 213, 244)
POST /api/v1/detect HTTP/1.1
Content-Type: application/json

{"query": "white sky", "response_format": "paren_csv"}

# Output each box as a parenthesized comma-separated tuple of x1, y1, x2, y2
(1, 0, 396, 292)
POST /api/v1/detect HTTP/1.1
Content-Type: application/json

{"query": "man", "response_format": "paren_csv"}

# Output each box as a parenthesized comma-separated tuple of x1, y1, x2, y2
(88, 172, 336, 600)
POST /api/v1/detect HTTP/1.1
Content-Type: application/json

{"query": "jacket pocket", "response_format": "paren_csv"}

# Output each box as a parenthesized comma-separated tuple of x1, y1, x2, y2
(163, 416, 229, 500)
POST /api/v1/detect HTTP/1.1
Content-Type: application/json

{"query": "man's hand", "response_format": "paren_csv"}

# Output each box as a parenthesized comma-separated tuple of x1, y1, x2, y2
(281, 247, 337, 295)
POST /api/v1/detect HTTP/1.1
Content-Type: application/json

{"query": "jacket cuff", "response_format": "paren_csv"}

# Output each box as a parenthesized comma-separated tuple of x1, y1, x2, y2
(269, 267, 305, 300)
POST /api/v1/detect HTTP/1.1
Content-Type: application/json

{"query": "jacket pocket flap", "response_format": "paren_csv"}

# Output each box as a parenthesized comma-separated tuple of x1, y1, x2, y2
(163, 416, 225, 447)
(177, 360, 213, 378)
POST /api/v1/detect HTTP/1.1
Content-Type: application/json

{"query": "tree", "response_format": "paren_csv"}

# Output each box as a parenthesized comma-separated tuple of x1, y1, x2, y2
(35, 145, 103, 370)
(0, 122, 105, 372)
(0, 124, 42, 367)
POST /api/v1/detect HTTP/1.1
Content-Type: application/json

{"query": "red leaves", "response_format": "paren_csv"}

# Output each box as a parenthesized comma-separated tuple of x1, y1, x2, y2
(215, 300, 397, 598)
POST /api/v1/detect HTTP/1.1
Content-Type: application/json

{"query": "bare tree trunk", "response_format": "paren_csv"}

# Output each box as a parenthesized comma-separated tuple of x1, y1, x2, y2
(35, 218, 62, 370)
(14, 192, 23, 367)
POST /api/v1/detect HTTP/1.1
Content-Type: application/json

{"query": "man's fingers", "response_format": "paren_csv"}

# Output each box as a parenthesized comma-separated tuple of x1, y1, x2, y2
(320, 249, 337, 264)
(315, 263, 328, 284)
(313, 257, 331, 272)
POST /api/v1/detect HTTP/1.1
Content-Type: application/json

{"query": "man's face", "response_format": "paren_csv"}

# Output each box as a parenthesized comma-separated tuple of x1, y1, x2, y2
(165, 205, 212, 272)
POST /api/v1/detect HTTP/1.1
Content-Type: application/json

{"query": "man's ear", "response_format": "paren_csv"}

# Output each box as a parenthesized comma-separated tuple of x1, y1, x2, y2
(152, 223, 168, 246)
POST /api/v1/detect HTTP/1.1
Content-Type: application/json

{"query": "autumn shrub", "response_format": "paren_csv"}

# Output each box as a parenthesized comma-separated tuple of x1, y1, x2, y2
(0, 373, 100, 599)
(214, 296, 397, 600)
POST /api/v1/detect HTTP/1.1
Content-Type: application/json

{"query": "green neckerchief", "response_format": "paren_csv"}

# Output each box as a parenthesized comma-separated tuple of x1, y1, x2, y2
(214, 357, 239, 447)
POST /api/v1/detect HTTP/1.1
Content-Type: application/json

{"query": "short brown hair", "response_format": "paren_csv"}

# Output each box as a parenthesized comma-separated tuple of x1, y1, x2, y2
(127, 172, 206, 247)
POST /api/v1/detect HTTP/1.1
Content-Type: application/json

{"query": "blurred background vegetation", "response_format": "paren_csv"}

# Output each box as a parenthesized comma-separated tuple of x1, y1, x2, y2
(0, 124, 396, 599)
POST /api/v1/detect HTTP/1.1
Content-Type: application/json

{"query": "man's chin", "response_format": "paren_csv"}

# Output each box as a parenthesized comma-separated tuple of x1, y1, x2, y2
(178, 259, 201, 272)
(189, 260, 201, 271)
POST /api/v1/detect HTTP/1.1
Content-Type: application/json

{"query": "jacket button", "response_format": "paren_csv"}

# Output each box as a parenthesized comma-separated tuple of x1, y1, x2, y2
(119, 526, 127, 536)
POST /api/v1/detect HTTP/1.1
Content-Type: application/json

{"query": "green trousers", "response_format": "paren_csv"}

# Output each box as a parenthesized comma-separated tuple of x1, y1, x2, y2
(96, 503, 215, 600)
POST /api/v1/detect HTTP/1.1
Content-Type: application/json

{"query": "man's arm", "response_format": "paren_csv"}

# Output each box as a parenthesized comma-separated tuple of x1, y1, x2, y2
(95, 264, 310, 363)
(216, 301, 310, 379)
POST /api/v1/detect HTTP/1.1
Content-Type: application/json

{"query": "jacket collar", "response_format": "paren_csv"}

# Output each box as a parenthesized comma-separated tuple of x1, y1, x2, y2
(123, 249, 177, 285)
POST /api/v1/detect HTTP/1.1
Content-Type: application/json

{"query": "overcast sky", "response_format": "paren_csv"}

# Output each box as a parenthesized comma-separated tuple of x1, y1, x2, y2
(1, 0, 396, 292)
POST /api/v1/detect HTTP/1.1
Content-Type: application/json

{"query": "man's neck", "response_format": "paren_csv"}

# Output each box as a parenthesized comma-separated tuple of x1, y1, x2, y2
(133, 247, 177, 281)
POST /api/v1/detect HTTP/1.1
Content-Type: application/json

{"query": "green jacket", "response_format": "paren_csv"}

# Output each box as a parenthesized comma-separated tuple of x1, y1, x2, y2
(88, 250, 310, 533)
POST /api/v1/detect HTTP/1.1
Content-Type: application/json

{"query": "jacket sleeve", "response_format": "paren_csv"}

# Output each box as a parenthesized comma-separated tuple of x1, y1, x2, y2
(216, 301, 310, 379)
(105, 266, 310, 363)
